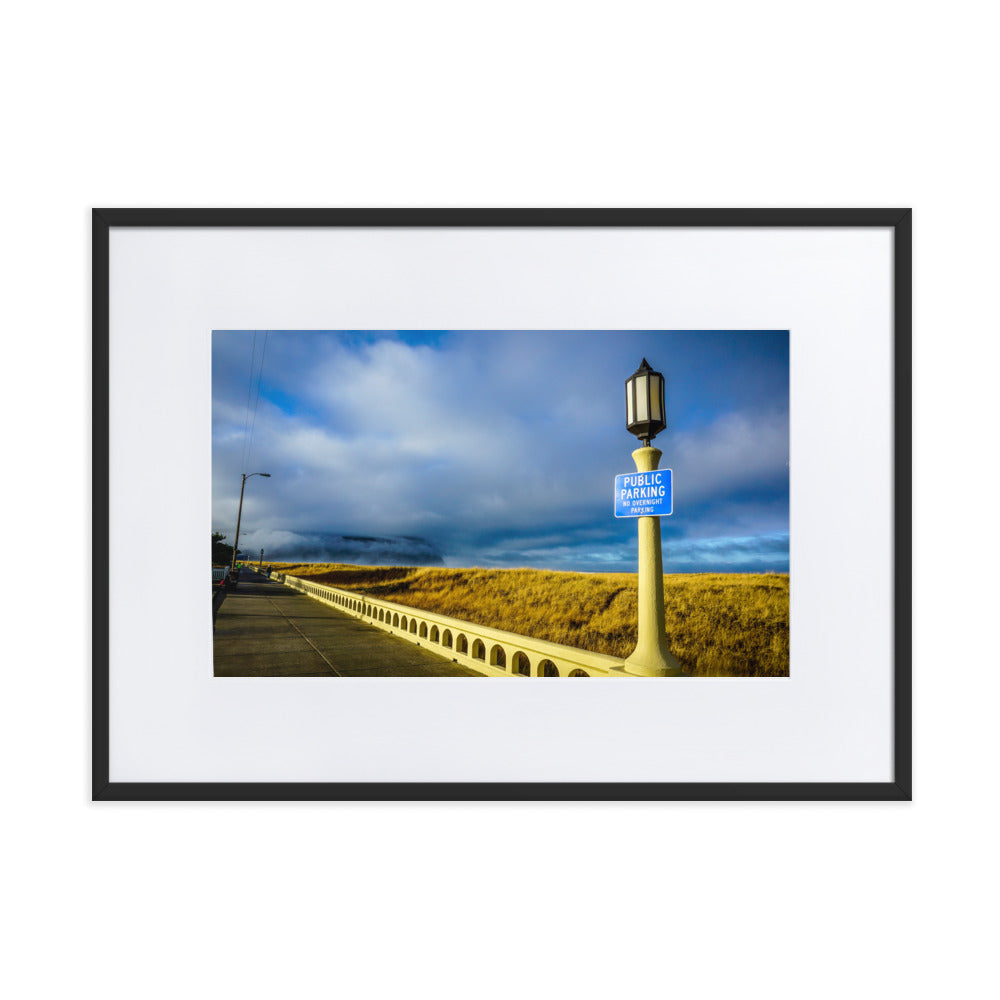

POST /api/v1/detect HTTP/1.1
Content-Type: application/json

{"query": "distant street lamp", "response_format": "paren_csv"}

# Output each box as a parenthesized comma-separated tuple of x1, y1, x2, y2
(231, 472, 271, 575)
(621, 359, 683, 677)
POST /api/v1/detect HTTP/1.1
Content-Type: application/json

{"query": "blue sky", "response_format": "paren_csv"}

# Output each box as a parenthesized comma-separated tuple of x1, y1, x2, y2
(212, 330, 789, 573)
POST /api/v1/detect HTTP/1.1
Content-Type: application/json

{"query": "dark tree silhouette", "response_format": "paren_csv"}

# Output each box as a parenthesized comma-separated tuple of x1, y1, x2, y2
(212, 532, 234, 566)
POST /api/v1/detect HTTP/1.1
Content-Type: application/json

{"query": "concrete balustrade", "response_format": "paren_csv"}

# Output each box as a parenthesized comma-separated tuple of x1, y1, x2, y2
(271, 572, 625, 678)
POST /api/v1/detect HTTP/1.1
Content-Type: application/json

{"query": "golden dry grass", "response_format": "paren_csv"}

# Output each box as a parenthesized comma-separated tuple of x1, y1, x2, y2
(270, 562, 790, 677)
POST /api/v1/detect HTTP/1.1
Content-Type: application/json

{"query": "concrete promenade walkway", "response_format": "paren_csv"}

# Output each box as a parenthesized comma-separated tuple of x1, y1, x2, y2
(214, 570, 480, 677)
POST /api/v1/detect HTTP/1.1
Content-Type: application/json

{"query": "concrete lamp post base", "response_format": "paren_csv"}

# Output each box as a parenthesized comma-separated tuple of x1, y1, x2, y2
(616, 445, 686, 678)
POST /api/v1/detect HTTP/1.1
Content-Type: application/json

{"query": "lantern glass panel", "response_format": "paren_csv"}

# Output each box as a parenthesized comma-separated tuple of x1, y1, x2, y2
(626, 385, 635, 425)
(650, 375, 662, 422)
(636, 375, 649, 421)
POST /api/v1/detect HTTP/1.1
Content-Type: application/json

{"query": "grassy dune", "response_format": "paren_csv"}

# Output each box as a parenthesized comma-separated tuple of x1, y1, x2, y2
(270, 562, 790, 677)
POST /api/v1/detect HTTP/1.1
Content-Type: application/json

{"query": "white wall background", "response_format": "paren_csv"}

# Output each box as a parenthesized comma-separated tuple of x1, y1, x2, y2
(2, 2, 996, 998)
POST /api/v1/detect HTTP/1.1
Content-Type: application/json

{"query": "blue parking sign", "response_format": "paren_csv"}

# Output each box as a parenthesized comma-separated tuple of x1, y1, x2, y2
(614, 469, 673, 518)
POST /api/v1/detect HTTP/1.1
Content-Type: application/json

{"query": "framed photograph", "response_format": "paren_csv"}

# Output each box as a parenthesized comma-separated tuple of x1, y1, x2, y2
(93, 208, 911, 800)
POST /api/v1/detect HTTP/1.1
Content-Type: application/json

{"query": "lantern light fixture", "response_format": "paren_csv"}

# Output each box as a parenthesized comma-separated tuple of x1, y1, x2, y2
(625, 358, 666, 445)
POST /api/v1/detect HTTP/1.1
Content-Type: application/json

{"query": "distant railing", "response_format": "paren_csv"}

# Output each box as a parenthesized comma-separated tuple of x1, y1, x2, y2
(270, 572, 625, 678)
(212, 583, 227, 628)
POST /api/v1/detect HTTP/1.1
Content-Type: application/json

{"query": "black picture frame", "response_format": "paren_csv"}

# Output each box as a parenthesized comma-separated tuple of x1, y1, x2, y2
(92, 207, 912, 802)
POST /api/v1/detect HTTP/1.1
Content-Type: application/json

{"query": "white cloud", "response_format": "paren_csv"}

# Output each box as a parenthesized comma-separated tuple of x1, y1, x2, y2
(670, 410, 789, 504)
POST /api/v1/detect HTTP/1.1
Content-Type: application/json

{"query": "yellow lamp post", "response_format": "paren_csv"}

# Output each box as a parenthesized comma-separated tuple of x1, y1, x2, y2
(621, 359, 684, 677)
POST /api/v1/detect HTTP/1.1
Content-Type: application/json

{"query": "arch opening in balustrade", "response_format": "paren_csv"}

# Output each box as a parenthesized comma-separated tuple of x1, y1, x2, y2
(409, 620, 418, 634)
(513, 651, 531, 676)
(379, 609, 385, 622)
(456, 634, 468, 654)
(537, 659, 559, 677)
(419, 622, 428, 638)
(442, 630, 453, 648)
(489, 645, 506, 669)
(392, 613, 399, 627)
(472, 639, 486, 661)
(430, 626, 439, 643)
(568, 669, 590, 677)
(400, 616, 408, 630)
